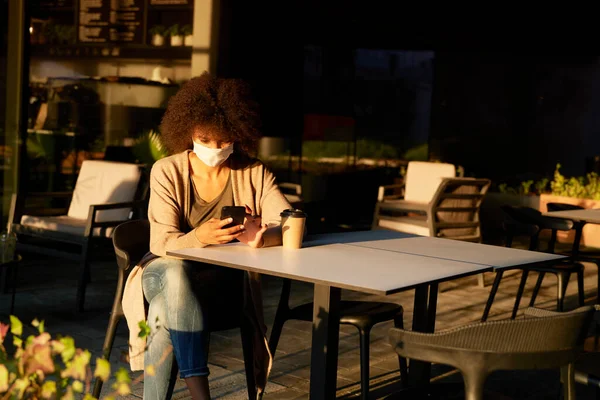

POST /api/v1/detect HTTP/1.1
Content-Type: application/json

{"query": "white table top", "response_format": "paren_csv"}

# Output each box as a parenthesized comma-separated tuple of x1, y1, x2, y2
(167, 242, 492, 296)
(544, 209, 600, 223)
(347, 236, 565, 269)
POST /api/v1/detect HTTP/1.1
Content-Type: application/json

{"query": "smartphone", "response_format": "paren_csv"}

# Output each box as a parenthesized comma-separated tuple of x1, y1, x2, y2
(221, 206, 246, 229)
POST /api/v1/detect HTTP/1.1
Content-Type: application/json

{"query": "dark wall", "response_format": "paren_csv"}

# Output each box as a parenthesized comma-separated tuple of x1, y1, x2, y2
(429, 53, 600, 184)
(214, 1, 304, 154)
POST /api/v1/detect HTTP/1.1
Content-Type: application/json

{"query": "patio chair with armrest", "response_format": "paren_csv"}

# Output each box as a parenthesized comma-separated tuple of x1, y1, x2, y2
(373, 177, 491, 242)
(9, 160, 148, 312)
(387, 305, 596, 400)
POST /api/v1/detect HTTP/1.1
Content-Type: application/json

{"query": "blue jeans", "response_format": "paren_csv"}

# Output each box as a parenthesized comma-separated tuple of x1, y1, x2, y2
(141, 257, 243, 400)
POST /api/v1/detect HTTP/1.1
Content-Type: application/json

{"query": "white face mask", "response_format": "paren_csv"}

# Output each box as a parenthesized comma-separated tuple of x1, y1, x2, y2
(192, 141, 234, 167)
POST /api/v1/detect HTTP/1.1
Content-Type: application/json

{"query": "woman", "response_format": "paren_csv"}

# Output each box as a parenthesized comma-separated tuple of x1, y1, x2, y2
(122, 72, 291, 400)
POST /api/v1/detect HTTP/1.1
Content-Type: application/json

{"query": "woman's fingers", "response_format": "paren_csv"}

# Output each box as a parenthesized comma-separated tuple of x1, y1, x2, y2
(218, 231, 245, 243)
(217, 225, 245, 236)
(216, 217, 234, 228)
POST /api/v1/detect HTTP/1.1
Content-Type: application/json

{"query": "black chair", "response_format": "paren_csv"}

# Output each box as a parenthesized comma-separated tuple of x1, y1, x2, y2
(482, 206, 585, 321)
(92, 219, 258, 399)
(269, 279, 407, 400)
(547, 202, 600, 303)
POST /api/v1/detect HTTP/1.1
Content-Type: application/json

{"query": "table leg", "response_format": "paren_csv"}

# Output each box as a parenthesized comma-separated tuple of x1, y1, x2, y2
(309, 284, 341, 400)
(408, 283, 439, 386)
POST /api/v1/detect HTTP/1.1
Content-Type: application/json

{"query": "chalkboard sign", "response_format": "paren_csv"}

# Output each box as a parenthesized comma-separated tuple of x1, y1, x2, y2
(38, 0, 74, 8)
(78, 0, 145, 44)
(149, 0, 190, 5)
(78, 0, 110, 43)
(109, 0, 145, 44)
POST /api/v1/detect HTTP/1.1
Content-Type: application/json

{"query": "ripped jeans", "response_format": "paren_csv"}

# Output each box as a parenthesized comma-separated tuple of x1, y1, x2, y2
(141, 257, 243, 400)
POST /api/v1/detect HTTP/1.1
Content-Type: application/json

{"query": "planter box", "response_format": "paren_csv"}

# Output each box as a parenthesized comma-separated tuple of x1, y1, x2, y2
(539, 194, 600, 249)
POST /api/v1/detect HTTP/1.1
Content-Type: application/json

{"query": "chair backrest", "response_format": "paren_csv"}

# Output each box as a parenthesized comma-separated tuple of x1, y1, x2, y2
(404, 161, 456, 203)
(547, 202, 585, 212)
(417, 305, 594, 354)
(112, 219, 150, 271)
(428, 177, 491, 241)
(68, 160, 142, 222)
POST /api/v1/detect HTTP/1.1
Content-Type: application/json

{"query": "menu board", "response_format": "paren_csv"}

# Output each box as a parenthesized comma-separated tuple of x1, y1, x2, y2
(38, 0, 74, 8)
(78, 0, 145, 44)
(149, 0, 190, 5)
(109, 0, 145, 43)
(78, 0, 110, 43)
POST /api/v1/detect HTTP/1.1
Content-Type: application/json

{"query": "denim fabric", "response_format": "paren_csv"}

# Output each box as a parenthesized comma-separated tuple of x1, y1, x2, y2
(141, 257, 242, 400)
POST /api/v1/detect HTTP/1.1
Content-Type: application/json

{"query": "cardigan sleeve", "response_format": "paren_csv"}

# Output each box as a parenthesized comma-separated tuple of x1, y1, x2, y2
(259, 165, 292, 248)
(148, 162, 207, 257)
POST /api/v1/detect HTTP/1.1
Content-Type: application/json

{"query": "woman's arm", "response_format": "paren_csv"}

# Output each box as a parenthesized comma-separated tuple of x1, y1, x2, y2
(259, 167, 293, 248)
(148, 163, 206, 257)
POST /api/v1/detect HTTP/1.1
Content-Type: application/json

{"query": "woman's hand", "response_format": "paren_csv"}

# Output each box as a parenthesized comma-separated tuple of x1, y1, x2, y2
(194, 218, 245, 245)
(237, 205, 268, 248)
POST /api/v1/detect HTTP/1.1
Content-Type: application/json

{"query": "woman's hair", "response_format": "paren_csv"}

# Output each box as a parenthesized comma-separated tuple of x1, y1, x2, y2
(159, 72, 262, 155)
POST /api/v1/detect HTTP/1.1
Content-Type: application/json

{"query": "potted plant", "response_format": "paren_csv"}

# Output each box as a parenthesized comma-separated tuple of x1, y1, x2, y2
(166, 24, 183, 46)
(539, 163, 600, 248)
(181, 24, 193, 46)
(149, 25, 165, 46)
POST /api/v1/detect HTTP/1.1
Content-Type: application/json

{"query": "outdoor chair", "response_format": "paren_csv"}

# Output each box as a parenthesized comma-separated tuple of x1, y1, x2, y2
(547, 202, 600, 303)
(388, 305, 596, 400)
(9, 160, 148, 312)
(373, 177, 490, 242)
(481, 206, 585, 322)
(375, 161, 457, 205)
(279, 182, 303, 209)
(269, 279, 407, 400)
(92, 219, 258, 399)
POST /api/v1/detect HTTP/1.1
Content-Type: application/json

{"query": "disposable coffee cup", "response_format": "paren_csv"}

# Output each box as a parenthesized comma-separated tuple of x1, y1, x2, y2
(281, 209, 306, 249)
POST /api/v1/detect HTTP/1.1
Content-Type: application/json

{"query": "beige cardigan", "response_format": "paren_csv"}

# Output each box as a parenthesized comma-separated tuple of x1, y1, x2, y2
(122, 150, 291, 396)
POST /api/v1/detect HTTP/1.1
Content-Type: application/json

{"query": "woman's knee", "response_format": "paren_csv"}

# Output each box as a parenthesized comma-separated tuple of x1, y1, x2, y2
(162, 259, 195, 293)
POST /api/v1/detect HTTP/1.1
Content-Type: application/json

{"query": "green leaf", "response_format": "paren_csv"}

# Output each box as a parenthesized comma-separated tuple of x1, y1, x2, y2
(41, 381, 56, 399)
(138, 320, 151, 339)
(12, 378, 29, 399)
(31, 319, 45, 334)
(9, 316, 22, 336)
(72, 380, 84, 393)
(61, 350, 91, 381)
(0, 364, 9, 392)
(59, 337, 76, 363)
(13, 336, 22, 348)
(115, 367, 131, 384)
(93, 358, 111, 382)
(83, 394, 97, 400)
(112, 382, 131, 396)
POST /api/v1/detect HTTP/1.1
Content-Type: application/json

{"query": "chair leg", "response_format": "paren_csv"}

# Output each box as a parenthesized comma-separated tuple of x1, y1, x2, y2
(268, 279, 292, 359)
(561, 364, 576, 400)
(463, 370, 487, 400)
(481, 271, 503, 322)
(528, 271, 545, 308)
(512, 270, 529, 319)
(92, 312, 122, 398)
(577, 268, 585, 306)
(557, 272, 570, 312)
(241, 318, 258, 400)
(76, 241, 90, 312)
(358, 327, 371, 400)
(393, 313, 408, 388)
